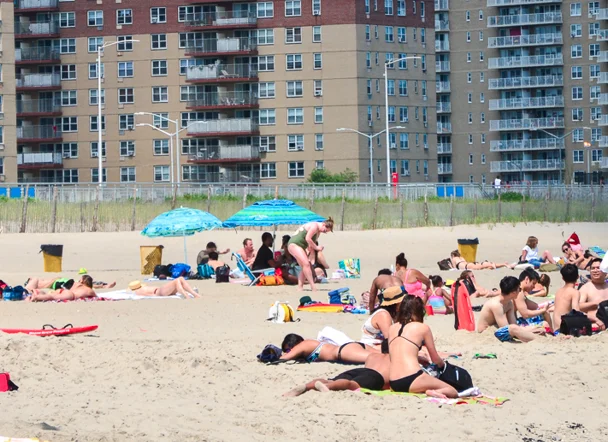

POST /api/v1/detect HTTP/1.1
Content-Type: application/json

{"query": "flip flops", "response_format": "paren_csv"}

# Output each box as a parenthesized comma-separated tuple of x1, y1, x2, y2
(473, 353, 497, 359)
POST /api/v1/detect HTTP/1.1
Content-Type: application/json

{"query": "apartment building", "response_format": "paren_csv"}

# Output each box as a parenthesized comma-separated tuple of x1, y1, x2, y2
(435, 0, 608, 185)
(0, 0, 435, 184)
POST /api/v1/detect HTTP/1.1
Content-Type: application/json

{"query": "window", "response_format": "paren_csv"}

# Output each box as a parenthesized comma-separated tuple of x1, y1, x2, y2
(311, 134, 323, 151)
(481, 154, 486, 165)
(467, 72, 472, 83)
(313, 0, 321, 14)
(315, 160, 324, 170)
(285, 0, 301, 16)
(591, 86, 601, 100)
(590, 22, 600, 37)
(592, 149, 603, 163)
(469, 154, 474, 165)
(313, 53, 322, 69)
(399, 133, 408, 150)
(366, 52, 371, 68)
(257, 29, 275, 45)
(286, 81, 303, 97)
(90, 142, 106, 158)
(285, 27, 301, 44)
(480, 113, 485, 123)
(387, 79, 395, 96)
(60, 12, 75, 28)
(479, 52, 484, 62)
(365, 0, 371, 13)
(467, 93, 472, 103)
(480, 92, 485, 103)
(573, 150, 584, 163)
(150, 7, 166, 23)
(152, 86, 168, 103)
(592, 107, 602, 121)
(260, 163, 276, 179)
(572, 87, 583, 100)
(88, 37, 103, 53)
(385, 0, 394, 14)
(118, 61, 134, 78)
(571, 66, 583, 79)
(151, 34, 167, 50)
(287, 134, 304, 151)
(153, 113, 169, 129)
(258, 2, 274, 18)
(62, 117, 78, 132)
(590, 64, 601, 78)
(89, 89, 105, 105)
(399, 106, 408, 122)
(466, 10, 470, 21)
(257, 136, 276, 152)
(570, 3, 581, 16)
(572, 129, 584, 142)
(120, 167, 136, 183)
(398, 54, 407, 69)
(397, 27, 406, 43)
(468, 134, 473, 144)
(259, 82, 276, 98)
(399, 80, 407, 96)
(60, 38, 76, 54)
(259, 109, 276, 125)
(388, 106, 396, 123)
(571, 45, 582, 58)
(313, 26, 322, 42)
(571, 108, 583, 122)
(314, 107, 323, 123)
(117, 9, 133, 25)
(591, 128, 602, 142)
(480, 72, 485, 82)
(400, 159, 409, 176)
(61, 64, 76, 80)
(89, 63, 104, 79)
(288, 162, 305, 178)
(152, 60, 168, 76)
(89, 115, 105, 131)
(119, 114, 135, 130)
(120, 141, 135, 157)
(287, 108, 304, 124)
(314, 80, 323, 96)
(286, 54, 302, 70)
(179, 59, 204, 75)
(118, 88, 134, 104)
(385, 26, 394, 42)
(60, 143, 78, 159)
(385, 52, 394, 67)
(467, 52, 471, 63)
(117, 35, 133, 51)
(590, 44, 600, 58)
(571, 24, 582, 37)
(258, 56, 275, 71)
(479, 31, 483, 41)
(481, 134, 486, 144)
(154, 165, 170, 182)
(468, 113, 473, 124)
(420, 1, 425, 17)
(466, 32, 471, 42)
(88, 10, 103, 26)
(589, 1, 600, 15)
(397, 0, 406, 15)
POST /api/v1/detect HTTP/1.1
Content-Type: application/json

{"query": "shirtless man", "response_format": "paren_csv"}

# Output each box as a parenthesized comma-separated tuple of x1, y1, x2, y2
(237, 238, 256, 267)
(514, 268, 553, 331)
(207, 251, 227, 271)
(129, 277, 201, 298)
(368, 268, 406, 313)
(552, 264, 581, 331)
(477, 276, 544, 343)
(27, 275, 96, 302)
(578, 258, 608, 329)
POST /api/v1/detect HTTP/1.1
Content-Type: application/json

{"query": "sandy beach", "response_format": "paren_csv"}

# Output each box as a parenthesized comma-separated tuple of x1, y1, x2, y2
(1, 222, 607, 441)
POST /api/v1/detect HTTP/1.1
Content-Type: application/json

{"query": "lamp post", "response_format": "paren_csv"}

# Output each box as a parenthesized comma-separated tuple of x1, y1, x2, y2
(337, 126, 405, 183)
(96, 39, 139, 187)
(135, 112, 182, 184)
(384, 56, 421, 184)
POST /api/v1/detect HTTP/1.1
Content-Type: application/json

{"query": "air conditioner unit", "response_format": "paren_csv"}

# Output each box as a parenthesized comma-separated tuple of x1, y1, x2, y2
(314, 90, 322, 96)
(398, 37, 405, 43)
(424, 122, 428, 127)
(0, 144, 4, 151)
(152, 18, 158, 23)
(92, 153, 98, 158)
(313, 10, 321, 15)
(296, 145, 304, 151)
(259, 146, 268, 152)
(63, 153, 70, 158)
(119, 130, 125, 135)
(368, 120, 373, 127)
(424, 175, 429, 181)
(390, 143, 396, 149)
(403, 171, 410, 176)
(127, 125, 134, 131)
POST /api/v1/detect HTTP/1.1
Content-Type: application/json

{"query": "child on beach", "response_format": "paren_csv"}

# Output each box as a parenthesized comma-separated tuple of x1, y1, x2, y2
(520, 236, 555, 267)
(427, 275, 453, 314)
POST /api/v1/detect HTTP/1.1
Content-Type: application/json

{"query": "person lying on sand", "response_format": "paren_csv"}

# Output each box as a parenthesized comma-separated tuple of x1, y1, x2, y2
(514, 269, 553, 330)
(128, 278, 201, 298)
(449, 250, 514, 270)
(27, 275, 96, 302)
(553, 264, 581, 331)
(25, 275, 115, 292)
(280, 333, 377, 364)
(578, 259, 608, 329)
(477, 276, 546, 343)
(367, 268, 407, 314)
(458, 271, 499, 297)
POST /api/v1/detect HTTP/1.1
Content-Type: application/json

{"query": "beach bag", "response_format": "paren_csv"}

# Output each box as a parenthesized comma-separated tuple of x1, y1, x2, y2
(539, 263, 559, 272)
(153, 264, 171, 278)
(3, 286, 27, 301)
(338, 259, 361, 279)
(171, 263, 191, 278)
(437, 258, 452, 271)
(0, 373, 18, 392)
(451, 279, 476, 332)
(328, 287, 349, 304)
(258, 275, 284, 286)
(197, 264, 215, 279)
(215, 265, 230, 283)
(267, 301, 297, 323)
(559, 310, 593, 337)
(257, 344, 283, 363)
(438, 361, 474, 393)
(596, 301, 608, 328)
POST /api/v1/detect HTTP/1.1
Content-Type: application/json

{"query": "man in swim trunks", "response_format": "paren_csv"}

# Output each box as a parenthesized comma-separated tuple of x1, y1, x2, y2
(28, 275, 97, 302)
(237, 238, 256, 268)
(578, 258, 608, 329)
(368, 269, 407, 313)
(514, 268, 553, 330)
(553, 264, 581, 331)
(477, 276, 545, 342)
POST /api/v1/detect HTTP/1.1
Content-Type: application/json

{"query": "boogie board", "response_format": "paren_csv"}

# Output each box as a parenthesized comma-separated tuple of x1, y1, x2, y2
(0, 324, 98, 337)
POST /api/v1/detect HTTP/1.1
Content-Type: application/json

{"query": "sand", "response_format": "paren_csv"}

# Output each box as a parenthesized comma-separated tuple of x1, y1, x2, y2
(0, 222, 607, 441)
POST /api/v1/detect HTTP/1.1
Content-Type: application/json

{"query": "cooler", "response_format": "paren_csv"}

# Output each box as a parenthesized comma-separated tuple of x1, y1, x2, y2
(457, 238, 479, 264)
(41, 244, 63, 272)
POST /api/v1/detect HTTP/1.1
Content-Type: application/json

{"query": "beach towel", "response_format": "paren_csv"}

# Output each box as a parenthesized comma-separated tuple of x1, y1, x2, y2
(143, 277, 175, 282)
(359, 389, 509, 406)
(317, 326, 354, 346)
(338, 259, 361, 278)
(588, 246, 606, 259)
(297, 304, 345, 313)
(99, 290, 187, 300)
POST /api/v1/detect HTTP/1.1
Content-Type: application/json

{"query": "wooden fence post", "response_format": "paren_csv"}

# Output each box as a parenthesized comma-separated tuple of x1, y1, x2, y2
(473, 194, 478, 223)
(449, 195, 454, 227)
(19, 185, 30, 233)
(50, 186, 58, 233)
(309, 188, 315, 211)
(171, 184, 178, 209)
(520, 194, 526, 220)
(274, 185, 279, 199)
(399, 195, 404, 228)
(423, 194, 429, 226)
(131, 187, 137, 231)
(80, 201, 85, 232)
(565, 188, 571, 223)
(543, 189, 549, 222)
(339, 189, 346, 231)
(206, 186, 212, 212)
(497, 192, 502, 223)
(92, 187, 100, 232)
(591, 187, 596, 222)
(242, 186, 248, 208)
(372, 194, 379, 229)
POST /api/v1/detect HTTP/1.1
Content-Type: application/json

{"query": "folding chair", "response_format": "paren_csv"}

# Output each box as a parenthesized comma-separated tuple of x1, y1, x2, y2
(232, 253, 274, 286)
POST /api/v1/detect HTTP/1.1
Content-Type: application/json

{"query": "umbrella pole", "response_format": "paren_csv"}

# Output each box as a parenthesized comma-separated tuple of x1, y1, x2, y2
(184, 233, 188, 263)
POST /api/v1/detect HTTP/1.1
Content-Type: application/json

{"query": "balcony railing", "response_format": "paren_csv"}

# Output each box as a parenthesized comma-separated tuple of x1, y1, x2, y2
(186, 63, 257, 81)
(436, 81, 451, 93)
(599, 72, 608, 84)
(437, 143, 453, 154)
(488, 54, 563, 69)
(599, 9, 608, 20)
(184, 11, 257, 28)
(488, 96, 564, 111)
(599, 51, 608, 62)
(183, 168, 260, 183)
(16, 73, 61, 89)
(437, 122, 452, 134)
(490, 138, 565, 151)
(488, 0, 562, 6)
(17, 98, 62, 114)
(488, 75, 563, 90)
(599, 94, 608, 105)
(438, 163, 453, 174)
(599, 115, 608, 126)
(16, 125, 62, 140)
(489, 117, 565, 131)
(601, 157, 608, 169)
(14, 21, 59, 36)
(436, 61, 450, 72)
(189, 145, 260, 162)
(17, 152, 63, 166)
(15, 0, 58, 10)
(600, 136, 608, 148)
(187, 91, 258, 109)
(187, 118, 258, 135)
(15, 47, 60, 62)
(490, 159, 564, 172)
(436, 102, 452, 113)
(435, 20, 449, 31)
(487, 33, 562, 48)
(488, 12, 562, 27)
(435, 40, 450, 52)
(184, 37, 257, 55)
(435, 0, 449, 10)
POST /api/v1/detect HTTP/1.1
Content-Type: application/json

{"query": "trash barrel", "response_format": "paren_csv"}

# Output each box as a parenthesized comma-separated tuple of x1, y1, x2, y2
(41, 244, 63, 272)
(140, 245, 163, 275)
(457, 238, 479, 264)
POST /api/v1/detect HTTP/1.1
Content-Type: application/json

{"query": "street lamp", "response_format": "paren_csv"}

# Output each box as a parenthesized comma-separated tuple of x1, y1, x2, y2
(135, 112, 182, 184)
(96, 39, 139, 187)
(384, 55, 421, 184)
(337, 126, 405, 183)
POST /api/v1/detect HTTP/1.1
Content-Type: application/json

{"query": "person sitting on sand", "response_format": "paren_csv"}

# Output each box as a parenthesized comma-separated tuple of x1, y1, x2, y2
(207, 251, 227, 271)
(128, 277, 201, 298)
(251, 232, 278, 272)
(476, 276, 545, 343)
(520, 236, 555, 266)
(280, 333, 376, 364)
(458, 271, 499, 297)
(394, 253, 431, 301)
(362, 271, 405, 346)
(427, 275, 453, 314)
(561, 242, 585, 268)
(387, 295, 458, 398)
(514, 268, 553, 330)
(197, 242, 230, 266)
(237, 238, 257, 268)
(367, 268, 407, 314)
(28, 275, 96, 302)
(552, 264, 581, 331)
(578, 258, 608, 329)
(449, 250, 513, 270)
(278, 235, 299, 286)
(530, 274, 550, 297)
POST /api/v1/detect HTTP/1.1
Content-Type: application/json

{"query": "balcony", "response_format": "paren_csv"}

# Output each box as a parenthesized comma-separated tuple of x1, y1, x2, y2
(436, 81, 451, 93)
(436, 102, 452, 113)
(16, 73, 61, 91)
(436, 61, 450, 72)
(435, 0, 449, 11)
(435, 20, 449, 31)
(601, 157, 608, 169)
(186, 91, 258, 111)
(488, 54, 563, 69)
(435, 40, 450, 52)
(599, 72, 608, 84)
(599, 51, 608, 63)
(16, 125, 62, 142)
(15, 0, 58, 11)
(185, 11, 257, 30)
(187, 118, 259, 137)
(488, 75, 563, 90)
(184, 37, 257, 56)
(487, 33, 562, 49)
(487, 0, 562, 6)
(600, 136, 608, 148)
(17, 98, 62, 117)
(599, 9, 608, 20)
(488, 12, 562, 27)
(17, 152, 63, 169)
(438, 163, 453, 174)
(490, 138, 564, 151)
(16, 47, 60, 64)
(14, 21, 59, 38)
(437, 143, 452, 154)
(599, 94, 608, 105)
(599, 115, 608, 126)
(437, 122, 452, 134)
(489, 117, 565, 131)
(188, 145, 260, 164)
(490, 159, 564, 172)
(186, 63, 257, 83)
(488, 96, 564, 111)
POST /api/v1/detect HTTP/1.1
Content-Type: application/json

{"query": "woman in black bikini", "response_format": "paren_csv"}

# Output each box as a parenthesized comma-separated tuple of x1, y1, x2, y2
(387, 295, 458, 398)
(450, 250, 513, 270)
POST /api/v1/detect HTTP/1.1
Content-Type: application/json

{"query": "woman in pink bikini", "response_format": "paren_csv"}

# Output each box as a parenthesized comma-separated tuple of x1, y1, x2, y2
(395, 253, 432, 302)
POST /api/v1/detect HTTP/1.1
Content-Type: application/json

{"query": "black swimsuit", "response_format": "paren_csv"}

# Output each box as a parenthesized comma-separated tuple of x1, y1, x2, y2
(389, 323, 425, 393)
(337, 342, 366, 362)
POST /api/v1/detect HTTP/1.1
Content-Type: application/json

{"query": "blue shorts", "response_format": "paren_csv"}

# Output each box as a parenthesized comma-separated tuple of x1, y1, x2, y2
(517, 315, 544, 326)
(494, 326, 513, 342)
(528, 259, 544, 268)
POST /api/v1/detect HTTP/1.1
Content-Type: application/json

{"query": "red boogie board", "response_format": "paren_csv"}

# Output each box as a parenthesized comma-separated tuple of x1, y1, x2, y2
(0, 325, 98, 337)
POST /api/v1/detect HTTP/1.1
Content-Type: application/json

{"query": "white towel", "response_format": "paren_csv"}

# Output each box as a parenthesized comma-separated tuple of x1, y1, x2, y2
(98, 290, 186, 300)
(317, 326, 354, 346)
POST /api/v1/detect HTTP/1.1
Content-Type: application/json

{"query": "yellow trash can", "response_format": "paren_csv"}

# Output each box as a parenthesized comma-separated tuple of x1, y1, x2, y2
(140, 245, 163, 275)
(41, 244, 63, 272)
(457, 238, 479, 264)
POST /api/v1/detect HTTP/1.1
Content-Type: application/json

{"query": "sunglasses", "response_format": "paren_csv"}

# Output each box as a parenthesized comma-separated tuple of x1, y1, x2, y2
(562, 248, 569, 253)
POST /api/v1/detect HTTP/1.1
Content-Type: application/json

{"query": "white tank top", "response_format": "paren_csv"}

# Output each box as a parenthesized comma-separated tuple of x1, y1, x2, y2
(361, 309, 392, 345)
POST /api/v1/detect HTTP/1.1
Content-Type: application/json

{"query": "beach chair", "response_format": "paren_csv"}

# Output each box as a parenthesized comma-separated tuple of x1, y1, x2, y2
(232, 253, 274, 286)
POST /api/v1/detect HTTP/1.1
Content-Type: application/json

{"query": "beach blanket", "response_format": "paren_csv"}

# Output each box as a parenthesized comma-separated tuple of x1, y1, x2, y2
(360, 389, 509, 406)
(98, 290, 187, 300)
(588, 246, 606, 259)
(297, 304, 345, 313)
(143, 277, 175, 282)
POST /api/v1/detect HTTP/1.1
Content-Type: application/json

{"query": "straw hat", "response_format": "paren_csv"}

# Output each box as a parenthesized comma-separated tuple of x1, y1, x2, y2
(128, 280, 145, 291)
(380, 286, 406, 306)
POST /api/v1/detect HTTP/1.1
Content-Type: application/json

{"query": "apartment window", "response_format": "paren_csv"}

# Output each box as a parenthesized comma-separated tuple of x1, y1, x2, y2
(88, 10, 103, 26)
(480, 113, 485, 123)
(468, 113, 473, 124)
(314, 107, 323, 123)
(589, 1, 600, 15)
(590, 44, 600, 58)
(572, 129, 584, 142)
(385, 52, 395, 67)
(117, 35, 134, 51)
(388, 107, 396, 123)
(287, 108, 304, 124)
(313, 53, 322, 69)
(398, 80, 407, 96)
(398, 54, 407, 69)
(466, 32, 471, 42)
(60, 12, 75, 28)
(120, 167, 136, 183)
(120, 141, 135, 157)
(385, 26, 394, 43)
(479, 52, 484, 62)
(376, 52, 379, 65)
(151, 34, 167, 50)
(480, 92, 485, 103)
(314, 80, 323, 96)
(399, 106, 408, 122)
(150, 7, 166, 23)
(397, 0, 406, 15)
(285, 0, 302, 16)
(60, 38, 76, 54)
(61, 64, 76, 80)
(89, 89, 105, 105)
(572, 108, 583, 121)
(479, 31, 484, 41)
(259, 82, 276, 98)
(467, 72, 472, 83)
(258, 55, 275, 71)
(420, 2, 425, 17)
(468, 154, 474, 165)
(592, 149, 603, 163)
(62, 117, 78, 132)
(387, 79, 395, 96)
(89, 63, 104, 80)
(467, 93, 472, 103)
(590, 64, 601, 78)
(88, 37, 103, 53)
(90, 142, 106, 158)
(481, 134, 486, 144)
(119, 114, 135, 131)
(375, 26, 379, 39)
(118, 61, 134, 77)
(468, 134, 473, 144)
(259, 109, 276, 125)
(313, 0, 321, 14)
(399, 133, 409, 150)
(260, 163, 277, 179)
(285, 27, 301, 44)
(573, 150, 584, 163)
(180, 86, 198, 102)
(467, 52, 471, 62)
(286, 80, 303, 97)
(592, 128, 602, 142)
(117, 9, 133, 25)
(395, 27, 406, 44)
(151, 60, 168, 76)
(287, 135, 304, 151)
(591, 86, 601, 100)
(288, 162, 305, 178)
(591, 107, 602, 121)
(365, 0, 371, 13)
(256, 136, 276, 152)
(465, 10, 470, 21)
(286, 54, 303, 70)
(152, 86, 168, 103)
(571, 45, 582, 58)
(571, 66, 583, 79)
(118, 88, 134, 104)
(61, 90, 77, 106)
(153, 113, 169, 129)
(570, 3, 581, 16)
(258, 29, 275, 45)
(365, 25, 371, 42)
(572, 87, 583, 100)
(590, 22, 600, 37)
(314, 134, 324, 151)
(314, 160, 324, 170)
(571, 24, 582, 38)
(257, 2, 274, 18)
(153, 166, 170, 182)
(366, 52, 371, 68)
(89, 116, 105, 131)
(385, 0, 394, 15)
(60, 143, 78, 159)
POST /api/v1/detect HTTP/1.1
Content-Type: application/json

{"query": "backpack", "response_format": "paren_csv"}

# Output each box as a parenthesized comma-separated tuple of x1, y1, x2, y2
(451, 279, 476, 332)
(197, 264, 215, 279)
(438, 361, 474, 392)
(153, 264, 171, 278)
(3, 286, 27, 301)
(257, 344, 283, 363)
(437, 258, 452, 271)
(171, 263, 191, 279)
(258, 275, 284, 286)
(596, 300, 608, 329)
(267, 301, 297, 323)
(215, 265, 230, 283)
(560, 310, 593, 337)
